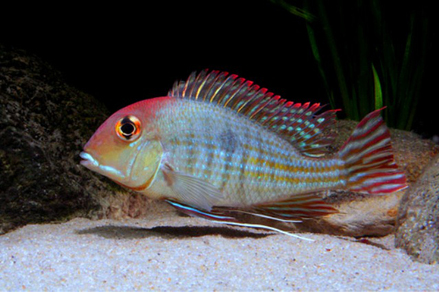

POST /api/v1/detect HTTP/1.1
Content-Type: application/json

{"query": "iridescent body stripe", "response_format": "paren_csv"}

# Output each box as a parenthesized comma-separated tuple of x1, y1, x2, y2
(155, 99, 344, 207)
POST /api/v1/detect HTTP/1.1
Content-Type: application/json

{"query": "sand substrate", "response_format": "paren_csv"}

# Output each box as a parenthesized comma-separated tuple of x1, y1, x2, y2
(1, 213, 438, 291)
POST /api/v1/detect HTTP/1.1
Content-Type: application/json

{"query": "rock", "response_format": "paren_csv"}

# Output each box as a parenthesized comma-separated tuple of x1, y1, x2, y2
(0, 45, 128, 234)
(395, 154, 439, 264)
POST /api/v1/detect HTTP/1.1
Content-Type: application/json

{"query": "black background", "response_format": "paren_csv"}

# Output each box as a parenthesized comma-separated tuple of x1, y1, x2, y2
(1, 0, 437, 137)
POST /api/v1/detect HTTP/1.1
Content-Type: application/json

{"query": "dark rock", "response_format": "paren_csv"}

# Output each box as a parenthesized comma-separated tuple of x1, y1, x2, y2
(395, 154, 439, 264)
(0, 44, 126, 233)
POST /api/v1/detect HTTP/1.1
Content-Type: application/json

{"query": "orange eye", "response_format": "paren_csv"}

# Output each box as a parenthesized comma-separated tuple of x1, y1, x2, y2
(116, 116, 141, 141)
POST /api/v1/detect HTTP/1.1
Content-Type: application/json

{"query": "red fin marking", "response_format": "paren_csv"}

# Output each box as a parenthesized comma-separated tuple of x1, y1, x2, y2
(250, 193, 338, 219)
(338, 108, 407, 194)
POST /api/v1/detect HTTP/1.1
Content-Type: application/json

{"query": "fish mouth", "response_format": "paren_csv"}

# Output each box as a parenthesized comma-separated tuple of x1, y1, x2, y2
(79, 151, 127, 181)
(80, 151, 99, 169)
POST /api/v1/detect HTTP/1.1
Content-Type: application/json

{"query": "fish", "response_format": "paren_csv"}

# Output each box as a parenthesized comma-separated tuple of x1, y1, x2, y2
(80, 70, 407, 237)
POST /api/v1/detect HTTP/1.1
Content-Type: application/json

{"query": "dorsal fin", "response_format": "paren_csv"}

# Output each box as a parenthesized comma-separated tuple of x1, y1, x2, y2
(168, 70, 339, 157)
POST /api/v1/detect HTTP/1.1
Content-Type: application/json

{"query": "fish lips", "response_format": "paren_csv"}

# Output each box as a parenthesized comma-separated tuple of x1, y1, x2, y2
(79, 151, 98, 169)
(80, 150, 128, 182)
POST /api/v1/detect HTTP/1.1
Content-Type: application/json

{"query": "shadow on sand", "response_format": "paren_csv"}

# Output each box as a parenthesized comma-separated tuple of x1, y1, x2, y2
(76, 225, 272, 240)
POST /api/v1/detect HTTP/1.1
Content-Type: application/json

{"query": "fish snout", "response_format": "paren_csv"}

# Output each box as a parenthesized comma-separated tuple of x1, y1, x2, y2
(79, 151, 99, 169)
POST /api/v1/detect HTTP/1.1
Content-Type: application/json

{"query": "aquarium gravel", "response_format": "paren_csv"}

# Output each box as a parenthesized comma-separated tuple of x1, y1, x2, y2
(1, 215, 438, 291)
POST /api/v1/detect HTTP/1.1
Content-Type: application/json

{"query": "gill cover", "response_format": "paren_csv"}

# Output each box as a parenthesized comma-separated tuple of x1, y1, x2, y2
(127, 139, 163, 191)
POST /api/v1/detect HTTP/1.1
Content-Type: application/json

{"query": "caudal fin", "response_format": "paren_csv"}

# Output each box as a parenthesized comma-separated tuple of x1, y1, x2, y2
(338, 108, 407, 194)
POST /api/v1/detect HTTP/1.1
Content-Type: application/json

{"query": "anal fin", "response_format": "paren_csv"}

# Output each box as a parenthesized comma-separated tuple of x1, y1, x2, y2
(250, 193, 338, 220)
(162, 163, 225, 211)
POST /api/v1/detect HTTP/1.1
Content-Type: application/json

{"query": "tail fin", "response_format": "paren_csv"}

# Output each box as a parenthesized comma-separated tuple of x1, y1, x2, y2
(338, 108, 407, 194)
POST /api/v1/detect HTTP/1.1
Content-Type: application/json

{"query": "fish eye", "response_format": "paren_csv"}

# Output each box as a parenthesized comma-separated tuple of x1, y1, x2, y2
(116, 116, 141, 141)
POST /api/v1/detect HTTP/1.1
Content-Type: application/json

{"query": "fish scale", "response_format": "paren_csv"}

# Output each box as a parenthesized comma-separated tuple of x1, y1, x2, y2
(157, 99, 344, 206)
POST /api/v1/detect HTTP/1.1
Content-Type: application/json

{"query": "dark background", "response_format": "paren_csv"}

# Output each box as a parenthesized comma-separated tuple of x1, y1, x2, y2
(1, 0, 436, 137)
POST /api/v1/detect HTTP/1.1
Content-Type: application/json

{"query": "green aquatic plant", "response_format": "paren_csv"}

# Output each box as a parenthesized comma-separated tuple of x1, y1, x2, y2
(271, 0, 430, 130)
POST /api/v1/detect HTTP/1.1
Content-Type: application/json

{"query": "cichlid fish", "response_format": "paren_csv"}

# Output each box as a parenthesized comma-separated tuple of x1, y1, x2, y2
(80, 70, 407, 236)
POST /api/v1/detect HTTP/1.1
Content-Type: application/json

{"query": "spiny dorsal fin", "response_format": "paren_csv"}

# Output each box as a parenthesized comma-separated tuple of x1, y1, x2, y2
(168, 70, 339, 157)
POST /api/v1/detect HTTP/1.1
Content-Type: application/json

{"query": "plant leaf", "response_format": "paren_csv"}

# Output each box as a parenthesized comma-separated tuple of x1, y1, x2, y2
(372, 63, 383, 110)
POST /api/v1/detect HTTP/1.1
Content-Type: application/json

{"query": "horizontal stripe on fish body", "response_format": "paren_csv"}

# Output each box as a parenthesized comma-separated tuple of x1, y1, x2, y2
(156, 99, 345, 206)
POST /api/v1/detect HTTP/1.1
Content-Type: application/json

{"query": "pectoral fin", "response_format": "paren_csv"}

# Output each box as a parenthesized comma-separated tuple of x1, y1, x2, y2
(162, 163, 225, 211)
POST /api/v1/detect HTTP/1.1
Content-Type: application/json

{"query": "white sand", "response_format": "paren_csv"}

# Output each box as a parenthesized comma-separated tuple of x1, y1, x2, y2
(1, 211, 438, 291)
